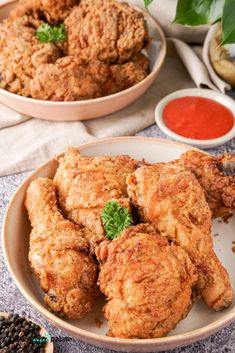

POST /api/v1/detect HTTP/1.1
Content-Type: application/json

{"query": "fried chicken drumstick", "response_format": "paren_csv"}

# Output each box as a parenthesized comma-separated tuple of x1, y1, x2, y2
(25, 178, 98, 319)
(179, 150, 235, 218)
(96, 224, 197, 338)
(127, 165, 233, 311)
(54, 147, 138, 251)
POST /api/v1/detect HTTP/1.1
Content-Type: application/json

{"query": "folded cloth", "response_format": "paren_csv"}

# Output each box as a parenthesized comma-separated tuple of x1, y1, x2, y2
(0, 0, 227, 176)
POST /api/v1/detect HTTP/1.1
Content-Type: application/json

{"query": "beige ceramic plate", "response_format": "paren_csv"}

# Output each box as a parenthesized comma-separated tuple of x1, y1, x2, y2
(0, 0, 166, 121)
(2, 137, 235, 352)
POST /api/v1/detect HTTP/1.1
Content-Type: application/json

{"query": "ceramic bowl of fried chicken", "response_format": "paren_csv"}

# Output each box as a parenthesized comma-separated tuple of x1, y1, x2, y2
(3, 137, 235, 352)
(0, 0, 166, 121)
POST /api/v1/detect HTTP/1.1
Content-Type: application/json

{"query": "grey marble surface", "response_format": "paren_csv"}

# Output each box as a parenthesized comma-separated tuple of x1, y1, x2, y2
(0, 125, 235, 353)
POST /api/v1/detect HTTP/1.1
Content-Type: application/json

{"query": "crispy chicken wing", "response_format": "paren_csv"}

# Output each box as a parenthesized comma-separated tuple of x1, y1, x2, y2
(127, 165, 233, 311)
(179, 150, 235, 218)
(54, 147, 138, 250)
(65, 0, 149, 63)
(96, 224, 197, 338)
(30, 54, 149, 101)
(25, 178, 98, 319)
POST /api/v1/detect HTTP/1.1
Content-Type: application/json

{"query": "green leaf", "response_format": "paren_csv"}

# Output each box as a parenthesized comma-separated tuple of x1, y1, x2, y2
(36, 23, 67, 43)
(102, 201, 133, 240)
(221, 0, 235, 44)
(173, 0, 224, 26)
(144, 0, 154, 7)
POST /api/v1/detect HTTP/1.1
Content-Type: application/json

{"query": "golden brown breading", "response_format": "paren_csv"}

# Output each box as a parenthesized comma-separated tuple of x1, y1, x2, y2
(179, 150, 235, 218)
(30, 54, 149, 101)
(54, 147, 138, 250)
(25, 178, 98, 319)
(1, 0, 150, 100)
(30, 56, 107, 101)
(10, 0, 80, 24)
(127, 165, 233, 311)
(109, 53, 149, 93)
(96, 224, 198, 338)
(65, 0, 149, 63)
(0, 16, 61, 96)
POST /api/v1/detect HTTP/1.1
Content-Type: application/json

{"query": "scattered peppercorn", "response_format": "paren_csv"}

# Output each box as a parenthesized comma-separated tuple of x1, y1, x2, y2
(0, 314, 47, 353)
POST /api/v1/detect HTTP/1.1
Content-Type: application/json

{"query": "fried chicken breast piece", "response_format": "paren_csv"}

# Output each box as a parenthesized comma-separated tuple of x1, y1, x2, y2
(30, 54, 149, 101)
(65, 0, 149, 63)
(30, 56, 106, 101)
(127, 165, 233, 311)
(96, 224, 197, 338)
(179, 150, 235, 218)
(54, 147, 138, 250)
(25, 178, 98, 319)
(0, 16, 61, 96)
(10, 0, 80, 24)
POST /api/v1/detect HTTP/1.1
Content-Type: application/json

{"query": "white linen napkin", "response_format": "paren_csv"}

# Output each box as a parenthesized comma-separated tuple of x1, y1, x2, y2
(0, 0, 228, 176)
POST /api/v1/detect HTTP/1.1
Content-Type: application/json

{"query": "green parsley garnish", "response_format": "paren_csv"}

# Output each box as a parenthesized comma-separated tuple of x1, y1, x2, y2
(36, 23, 67, 43)
(102, 201, 133, 240)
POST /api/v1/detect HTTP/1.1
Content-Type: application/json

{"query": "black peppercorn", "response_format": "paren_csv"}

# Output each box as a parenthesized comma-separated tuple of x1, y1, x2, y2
(0, 314, 47, 353)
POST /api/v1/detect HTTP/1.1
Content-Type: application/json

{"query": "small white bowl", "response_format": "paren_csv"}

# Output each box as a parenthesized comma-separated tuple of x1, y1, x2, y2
(155, 88, 235, 149)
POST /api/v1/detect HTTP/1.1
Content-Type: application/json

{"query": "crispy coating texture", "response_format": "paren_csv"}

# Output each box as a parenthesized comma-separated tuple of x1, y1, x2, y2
(30, 56, 107, 101)
(179, 151, 235, 218)
(127, 165, 233, 311)
(30, 54, 149, 101)
(96, 224, 197, 338)
(10, 0, 80, 24)
(54, 147, 138, 250)
(65, 0, 149, 63)
(1, 0, 150, 99)
(25, 178, 98, 319)
(0, 16, 61, 96)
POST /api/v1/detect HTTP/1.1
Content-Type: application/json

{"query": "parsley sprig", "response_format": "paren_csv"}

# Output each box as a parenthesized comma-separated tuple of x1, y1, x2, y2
(102, 201, 133, 240)
(36, 23, 67, 43)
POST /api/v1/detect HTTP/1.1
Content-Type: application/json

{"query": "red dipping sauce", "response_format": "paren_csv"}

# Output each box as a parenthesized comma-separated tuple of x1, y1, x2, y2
(163, 96, 234, 140)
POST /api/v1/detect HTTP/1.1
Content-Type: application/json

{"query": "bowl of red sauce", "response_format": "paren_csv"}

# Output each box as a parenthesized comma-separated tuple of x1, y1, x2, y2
(155, 88, 235, 148)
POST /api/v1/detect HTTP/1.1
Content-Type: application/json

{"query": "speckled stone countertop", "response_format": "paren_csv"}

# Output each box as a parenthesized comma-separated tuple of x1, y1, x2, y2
(0, 125, 235, 353)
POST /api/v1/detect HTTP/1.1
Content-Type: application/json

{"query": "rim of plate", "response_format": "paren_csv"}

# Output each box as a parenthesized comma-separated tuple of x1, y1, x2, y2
(0, 0, 167, 106)
(2, 136, 235, 349)
(155, 88, 235, 148)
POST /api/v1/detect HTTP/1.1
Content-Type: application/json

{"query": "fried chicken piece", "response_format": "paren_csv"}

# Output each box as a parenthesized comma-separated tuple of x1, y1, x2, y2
(10, 0, 80, 24)
(65, 0, 149, 63)
(127, 165, 233, 311)
(30, 54, 149, 101)
(96, 224, 197, 338)
(0, 16, 61, 96)
(54, 147, 138, 250)
(30, 56, 106, 101)
(179, 151, 235, 218)
(108, 53, 149, 94)
(25, 178, 98, 319)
